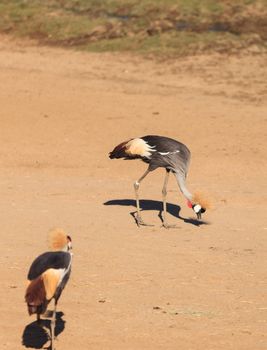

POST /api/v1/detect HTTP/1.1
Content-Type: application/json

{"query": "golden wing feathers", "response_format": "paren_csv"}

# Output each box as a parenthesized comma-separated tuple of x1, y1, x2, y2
(42, 269, 61, 300)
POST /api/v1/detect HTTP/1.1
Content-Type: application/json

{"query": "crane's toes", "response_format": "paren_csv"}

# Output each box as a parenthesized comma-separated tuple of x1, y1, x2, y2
(43, 310, 54, 318)
(135, 214, 154, 227)
(161, 222, 180, 229)
(137, 220, 154, 227)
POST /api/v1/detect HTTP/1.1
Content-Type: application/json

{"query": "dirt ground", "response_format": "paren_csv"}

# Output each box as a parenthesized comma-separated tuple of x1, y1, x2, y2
(0, 35, 266, 350)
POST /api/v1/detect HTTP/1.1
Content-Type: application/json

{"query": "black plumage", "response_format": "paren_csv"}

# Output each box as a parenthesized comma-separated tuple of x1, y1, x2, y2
(28, 251, 71, 281)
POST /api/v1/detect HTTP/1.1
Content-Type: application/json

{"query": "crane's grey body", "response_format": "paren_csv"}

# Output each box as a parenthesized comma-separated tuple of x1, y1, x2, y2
(140, 136, 192, 203)
(109, 135, 204, 227)
(141, 135, 190, 173)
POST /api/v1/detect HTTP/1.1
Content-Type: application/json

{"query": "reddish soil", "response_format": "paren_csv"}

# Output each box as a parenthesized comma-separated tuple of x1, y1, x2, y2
(0, 35, 266, 350)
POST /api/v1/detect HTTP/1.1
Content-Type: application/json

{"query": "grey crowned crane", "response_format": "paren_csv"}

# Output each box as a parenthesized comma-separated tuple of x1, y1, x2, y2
(109, 135, 208, 228)
(25, 229, 73, 349)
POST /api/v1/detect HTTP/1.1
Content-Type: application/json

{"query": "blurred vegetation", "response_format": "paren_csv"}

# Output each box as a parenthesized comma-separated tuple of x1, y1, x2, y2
(0, 0, 266, 56)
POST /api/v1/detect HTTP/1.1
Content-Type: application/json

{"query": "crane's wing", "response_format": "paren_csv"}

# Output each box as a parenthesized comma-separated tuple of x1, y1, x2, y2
(141, 135, 191, 175)
(42, 268, 63, 300)
(27, 251, 71, 280)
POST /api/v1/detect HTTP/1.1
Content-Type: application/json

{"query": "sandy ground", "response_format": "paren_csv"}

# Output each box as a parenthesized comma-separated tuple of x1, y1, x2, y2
(0, 35, 267, 350)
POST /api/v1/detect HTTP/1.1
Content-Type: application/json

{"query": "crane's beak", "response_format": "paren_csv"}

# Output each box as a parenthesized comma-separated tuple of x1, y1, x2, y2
(197, 208, 206, 220)
(193, 204, 206, 220)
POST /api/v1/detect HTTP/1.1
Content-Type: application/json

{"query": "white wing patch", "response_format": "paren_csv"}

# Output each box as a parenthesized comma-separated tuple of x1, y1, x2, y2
(158, 150, 180, 156)
(58, 253, 72, 286)
(126, 138, 156, 158)
(57, 268, 67, 285)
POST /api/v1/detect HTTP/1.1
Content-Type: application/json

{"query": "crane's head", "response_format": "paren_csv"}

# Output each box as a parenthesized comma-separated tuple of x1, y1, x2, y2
(187, 193, 210, 220)
(49, 228, 73, 252)
(192, 203, 206, 219)
(187, 201, 206, 219)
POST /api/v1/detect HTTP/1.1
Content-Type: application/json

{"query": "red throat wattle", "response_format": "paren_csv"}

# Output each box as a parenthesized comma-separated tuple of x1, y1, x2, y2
(187, 200, 192, 208)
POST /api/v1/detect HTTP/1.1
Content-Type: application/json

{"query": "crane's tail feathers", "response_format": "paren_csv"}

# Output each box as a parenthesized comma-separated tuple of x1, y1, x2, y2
(25, 276, 46, 315)
(109, 139, 131, 159)
(48, 228, 68, 251)
(192, 192, 212, 210)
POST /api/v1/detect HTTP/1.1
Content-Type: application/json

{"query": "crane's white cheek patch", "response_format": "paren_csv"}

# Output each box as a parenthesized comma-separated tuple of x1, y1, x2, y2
(193, 204, 202, 213)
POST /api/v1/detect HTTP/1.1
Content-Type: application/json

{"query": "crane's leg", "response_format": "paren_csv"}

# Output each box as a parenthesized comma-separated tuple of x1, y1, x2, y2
(50, 299, 57, 350)
(134, 169, 152, 226)
(162, 170, 177, 229)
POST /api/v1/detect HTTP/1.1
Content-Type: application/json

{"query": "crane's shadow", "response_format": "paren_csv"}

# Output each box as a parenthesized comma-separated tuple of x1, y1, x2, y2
(104, 199, 209, 227)
(22, 312, 65, 349)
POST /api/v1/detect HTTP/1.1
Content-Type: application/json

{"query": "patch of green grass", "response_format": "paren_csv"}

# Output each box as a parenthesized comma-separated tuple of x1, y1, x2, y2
(174, 0, 223, 16)
(0, 0, 266, 56)
(136, 31, 246, 56)
(84, 36, 137, 52)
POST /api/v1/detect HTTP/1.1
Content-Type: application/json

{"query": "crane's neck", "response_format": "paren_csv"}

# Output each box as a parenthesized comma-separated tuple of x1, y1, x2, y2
(174, 172, 193, 202)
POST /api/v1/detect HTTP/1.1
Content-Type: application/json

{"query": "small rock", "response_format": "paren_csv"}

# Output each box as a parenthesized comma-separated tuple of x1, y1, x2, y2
(153, 306, 161, 310)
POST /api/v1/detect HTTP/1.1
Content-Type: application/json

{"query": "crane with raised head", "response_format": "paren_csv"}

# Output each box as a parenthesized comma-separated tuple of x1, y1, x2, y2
(25, 228, 73, 349)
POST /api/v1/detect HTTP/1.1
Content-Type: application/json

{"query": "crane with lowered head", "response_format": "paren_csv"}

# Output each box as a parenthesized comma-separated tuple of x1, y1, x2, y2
(109, 135, 208, 228)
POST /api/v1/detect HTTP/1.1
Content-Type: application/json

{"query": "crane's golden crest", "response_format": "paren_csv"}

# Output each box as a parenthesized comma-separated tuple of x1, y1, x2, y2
(192, 192, 212, 209)
(125, 138, 155, 158)
(48, 228, 69, 251)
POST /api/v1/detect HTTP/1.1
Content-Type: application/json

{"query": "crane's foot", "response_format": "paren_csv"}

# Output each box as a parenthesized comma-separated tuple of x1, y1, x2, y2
(43, 310, 54, 318)
(134, 213, 154, 227)
(161, 222, 179, 229)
